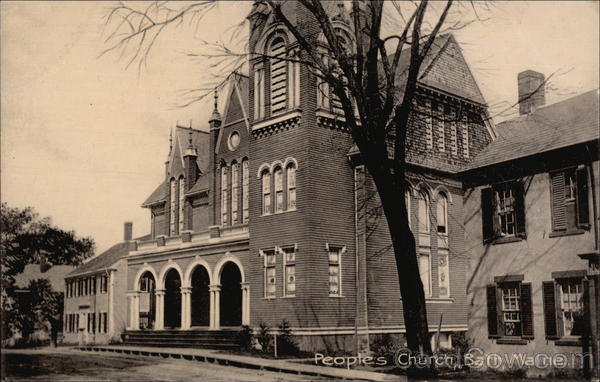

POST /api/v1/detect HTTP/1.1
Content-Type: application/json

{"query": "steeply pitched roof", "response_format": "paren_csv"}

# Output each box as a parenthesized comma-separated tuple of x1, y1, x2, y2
(66, 241, 130, 278)
(464, 89, 599, 171)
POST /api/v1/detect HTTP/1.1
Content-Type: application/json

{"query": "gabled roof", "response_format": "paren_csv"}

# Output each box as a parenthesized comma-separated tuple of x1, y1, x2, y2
(66, 242, 128, 278)
(394, 34, 487, 105)
(464, 89, 599, 171)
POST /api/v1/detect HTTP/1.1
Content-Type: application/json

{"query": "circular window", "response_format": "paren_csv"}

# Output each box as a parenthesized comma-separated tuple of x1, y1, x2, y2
(227, 131, 240, 151)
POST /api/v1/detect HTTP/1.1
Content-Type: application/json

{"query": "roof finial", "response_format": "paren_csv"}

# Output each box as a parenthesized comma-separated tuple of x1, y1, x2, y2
(169, 129, 173, 151)
(184, 130, 198, 157)
(213, 88, 219, 111)
(188, 130, 193, 148)
(209, 87, 222, 123)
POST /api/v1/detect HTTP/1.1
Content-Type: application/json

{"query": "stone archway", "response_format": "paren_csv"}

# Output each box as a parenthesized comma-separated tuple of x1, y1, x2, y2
(190, 265, 211, 327)
(138, 271, 156, 329)
(164, 268, 182, 329)
(219, 262, 242, 327)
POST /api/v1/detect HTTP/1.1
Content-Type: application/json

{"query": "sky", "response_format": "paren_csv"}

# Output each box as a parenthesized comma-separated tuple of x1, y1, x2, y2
(1, 1, 598, 255)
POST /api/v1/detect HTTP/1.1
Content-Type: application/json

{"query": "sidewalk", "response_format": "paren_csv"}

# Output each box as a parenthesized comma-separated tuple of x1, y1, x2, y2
(76, 345, 406, 381)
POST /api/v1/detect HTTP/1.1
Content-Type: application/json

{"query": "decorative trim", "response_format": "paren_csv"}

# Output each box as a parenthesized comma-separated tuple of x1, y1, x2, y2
(551, 270, 587, 279)
(494, 274, 524, 283)
(251, 110, 301, 137)
(548, 229, 585, 238)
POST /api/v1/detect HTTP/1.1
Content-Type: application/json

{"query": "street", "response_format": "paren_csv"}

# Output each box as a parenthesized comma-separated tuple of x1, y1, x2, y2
(1, 348, 332, 382)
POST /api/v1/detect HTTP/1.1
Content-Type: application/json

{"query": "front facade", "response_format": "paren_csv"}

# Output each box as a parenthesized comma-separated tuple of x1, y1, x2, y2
(463, 81, 599, 375)
(123, 2, 494, 352)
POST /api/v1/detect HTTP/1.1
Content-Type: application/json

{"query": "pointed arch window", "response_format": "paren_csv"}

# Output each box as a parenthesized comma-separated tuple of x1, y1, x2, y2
(231, 162, 239, 224)
(287, 163, 297, 210)
(269, 36, 288, 115)
(178, 177, 186, 233)
(274, 167, 284, 213)
(405, 190, 412, 229)
(254, 63, 265, 120)
(221, 166, 228, 226)
(261, 170, 271, 215)
(417, 191, 430, 234)
(437, 192, 448, 235)
(242, 159, 249, 223)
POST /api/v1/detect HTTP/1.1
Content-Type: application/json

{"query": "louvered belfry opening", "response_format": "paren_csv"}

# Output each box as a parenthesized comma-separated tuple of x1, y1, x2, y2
(269, 36, 287, 115)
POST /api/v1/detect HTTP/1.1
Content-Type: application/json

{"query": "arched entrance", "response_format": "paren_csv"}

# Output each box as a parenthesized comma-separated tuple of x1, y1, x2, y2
(164, 269, 182, 329)
(220, 262, 242, 327)
(138, 271, 156, 329)
(190, 266, 210, 327)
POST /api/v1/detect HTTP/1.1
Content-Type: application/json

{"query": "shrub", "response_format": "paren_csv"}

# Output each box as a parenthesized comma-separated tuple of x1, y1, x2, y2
(236, 325, 254, 350)
(256, 322, 271, 352)
(276, 320, 299, 356)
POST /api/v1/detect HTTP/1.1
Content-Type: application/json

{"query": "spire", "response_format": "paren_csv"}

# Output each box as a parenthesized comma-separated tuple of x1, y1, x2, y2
(209, 88, 221, 124)
(166, 129, 173, 163)
(184, 130, 197, 158)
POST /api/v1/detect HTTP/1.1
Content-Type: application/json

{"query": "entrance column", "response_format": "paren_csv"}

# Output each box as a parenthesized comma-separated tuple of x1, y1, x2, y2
(155, 289, 165, 330)
(181, 287, 192, 330)
(209, 284, 221, 330)
(127, 291, 140, 330)
(241, 282, 250, 326)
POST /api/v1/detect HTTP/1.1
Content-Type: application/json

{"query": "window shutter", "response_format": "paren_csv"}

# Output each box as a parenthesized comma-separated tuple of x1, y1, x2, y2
(481, 188, 495, 243)
(486, 285, 499, 338)
(576, 166, 590, 228)
(514, 182, 527, 238)
(550, 172, 567, 231)
(542, 281, 558, 339)
(520, 283, 534, 339)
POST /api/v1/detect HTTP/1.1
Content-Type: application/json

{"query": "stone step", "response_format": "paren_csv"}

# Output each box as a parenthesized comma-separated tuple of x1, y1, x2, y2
(121, 329, 240, 350)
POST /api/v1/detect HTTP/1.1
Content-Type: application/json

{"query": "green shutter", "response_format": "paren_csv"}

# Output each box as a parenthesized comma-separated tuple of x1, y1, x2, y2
(520, 283, 534, 339)
(481, 188, 495, 243)
(487, 285, 499, 338)
(550, 172, 567, 231)
(542, 281, 558, 339)
(576, 166, 590, 228)
(514, 182, 527, 238)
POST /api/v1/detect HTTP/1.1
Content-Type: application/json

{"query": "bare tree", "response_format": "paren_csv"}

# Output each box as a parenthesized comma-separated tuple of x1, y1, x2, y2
(103, 0, 491, 354)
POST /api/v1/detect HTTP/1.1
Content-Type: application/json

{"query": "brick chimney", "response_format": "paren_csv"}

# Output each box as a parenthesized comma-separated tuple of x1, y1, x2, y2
(124, 222, 133, 242)
(518, 70, 545, 115)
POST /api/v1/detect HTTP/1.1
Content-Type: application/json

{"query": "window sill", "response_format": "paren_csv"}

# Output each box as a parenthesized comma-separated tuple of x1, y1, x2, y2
(281, 295, 296, 299)
(252, 109, 302, 132)
(261, 209, 297, 217)
(263, 297, 277, 300)
(555, 338, 582, 347)
(328, 295, 344, 298)
(548, 229, 585, 238)
(495, 337, 528, 345)
(426, 298, 454, 304)
(492, 236, 524, 245)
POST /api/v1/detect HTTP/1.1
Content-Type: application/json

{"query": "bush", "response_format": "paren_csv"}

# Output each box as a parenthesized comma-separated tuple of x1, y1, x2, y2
(236, 325, 254, 350)
(276, 320, 299, 356)
(371, 333, 403, 365)
(256, 322, 271, 352)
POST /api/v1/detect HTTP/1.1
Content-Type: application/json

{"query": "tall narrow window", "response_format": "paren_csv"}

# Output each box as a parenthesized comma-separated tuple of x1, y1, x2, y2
(283, 246, 296, 297)
(450, 115, 458, 156)
(231, 163, 239, 224)
(496, 185, 515, 237)
(419, 252, 431, 297)
(425, 99, 433, 149)
(269, 37, 288, 115)
(169, 178, 177, 236)
(437, 103, 445, 152)
(254, 64, 265, 120)
(438, 250, 450, 298)
(264, 250, 276, 298)
(405, 190, 412, 229)
(178, 177, 185, 233)
(316, 54, 330, 110)
(261, 170, 271, 215)
(501, 284, 521, 336)
(436, 193, 448, 235)
(417, 191, 430, 234)
(274, 167, 284, 213)
(242, 159, 249, 223)
(288, 50, 300, 109)
(221, 166, 228, 225)
(286, 163, 296, 210)
(462, 116, 469, 158)
(328, 246, 343, 296)
(102, 312, 108, 333)
(560, 279, 584, 336)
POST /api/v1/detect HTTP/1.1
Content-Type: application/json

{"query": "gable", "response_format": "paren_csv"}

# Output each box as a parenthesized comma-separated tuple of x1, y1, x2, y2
(419, 36, 486, 105)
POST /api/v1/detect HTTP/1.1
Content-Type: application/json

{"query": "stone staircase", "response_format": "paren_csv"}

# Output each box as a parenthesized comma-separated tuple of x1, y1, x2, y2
(121, 328, 240, 350)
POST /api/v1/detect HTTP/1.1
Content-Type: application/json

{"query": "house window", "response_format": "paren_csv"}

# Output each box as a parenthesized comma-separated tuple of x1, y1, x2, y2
(100, 274, 108, 294)
(486, 279, 533, 340)
(417, 191, 430, 234)
(283, 246, 296, 297)
(97, 312, 103, 334)
(288, 50, 300, 109)
(231, 163, 239, 224)
(405, 190, 412, 229)
(221, 166, 228, 225)
(424, 99, 433, 150)
(254, 63, 265, 120)
(450, 117, 458, 156)
(436, 193, 448, 235)
(481, 182, 526, 243)
(436, 102, 445, 152)
(261, 170, 271, 215)
(91, 276, 96, 295)
(178, 177, 185, 232)
(169, 178, 177, 236)
(501, 284, 521, 336)
(316, 54, 330, 110)
(269, 36, 288, 115)
(274, 167, 284, 213)
(560, 279, 584, 337)
(263, 249, 276, 298)
(550, 167, 590, 232)
(102, 312, 108, 333)
(419, 252, 431, 297)
(242, 159, 249, 223)
(286, 163, 296, 210)
(438, 250, 450, 298)
(462, 116, 469, 158)
(328, 245, 344, 296)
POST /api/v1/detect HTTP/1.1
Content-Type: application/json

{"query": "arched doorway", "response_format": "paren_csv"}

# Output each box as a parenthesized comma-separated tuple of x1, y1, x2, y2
(220, 262, 242, 327)
(164, 268, 182, 329)
(139, 271, 156, 329)
(190, 266, 210, 327)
